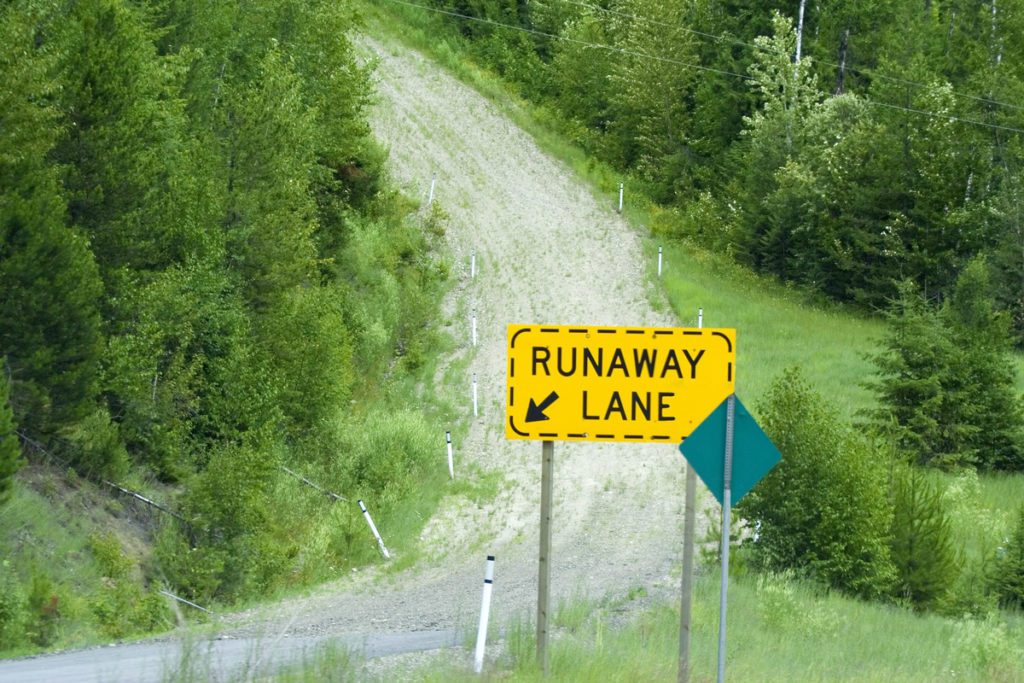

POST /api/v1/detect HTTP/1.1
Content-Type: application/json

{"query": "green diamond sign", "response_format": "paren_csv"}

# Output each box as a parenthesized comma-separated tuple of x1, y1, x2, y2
(679, 394, 780, 507)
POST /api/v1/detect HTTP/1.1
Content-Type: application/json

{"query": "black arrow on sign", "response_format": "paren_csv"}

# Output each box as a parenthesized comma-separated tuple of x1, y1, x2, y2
(526, 391, 559, 422)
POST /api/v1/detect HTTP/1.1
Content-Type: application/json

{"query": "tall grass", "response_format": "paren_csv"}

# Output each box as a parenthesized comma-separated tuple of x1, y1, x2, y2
(403, 573, 1023, 682)
(656, 247, 883, 420)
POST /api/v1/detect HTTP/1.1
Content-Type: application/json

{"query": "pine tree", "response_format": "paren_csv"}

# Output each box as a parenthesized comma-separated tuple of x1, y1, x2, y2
(994, 505, 1024, 610)
(51, 0, 195, 279)
(866, 281, 975, 469)
(0, 365, 23, 505)
(943, 259, 1024, 471)
(0, 1, 105, 443)
(889, 468, 960, 610)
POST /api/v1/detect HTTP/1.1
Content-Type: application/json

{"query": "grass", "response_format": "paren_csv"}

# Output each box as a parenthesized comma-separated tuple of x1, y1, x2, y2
(0, 465, 166, 654)
(928, 468, 1024, 569)
(401, 573, 1024, 682)
(657, 246, 882, 420)
(155, 572, 1024, 682)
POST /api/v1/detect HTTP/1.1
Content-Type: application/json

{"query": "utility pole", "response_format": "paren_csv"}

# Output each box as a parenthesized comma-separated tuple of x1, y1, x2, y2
(795, 0, 807, 63)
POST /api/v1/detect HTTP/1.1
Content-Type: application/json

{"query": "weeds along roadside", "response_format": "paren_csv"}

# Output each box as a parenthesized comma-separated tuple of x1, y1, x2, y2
(222, 570, 1023, 682)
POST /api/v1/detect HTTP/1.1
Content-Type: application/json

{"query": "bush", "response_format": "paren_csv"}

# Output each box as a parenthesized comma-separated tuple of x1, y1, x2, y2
(88, 532, 171, 639)
(0, 560, 26, 651)
(737, 368, 896, 599)
(950, 615, 1024, 679)
(168, 441, 279, 602)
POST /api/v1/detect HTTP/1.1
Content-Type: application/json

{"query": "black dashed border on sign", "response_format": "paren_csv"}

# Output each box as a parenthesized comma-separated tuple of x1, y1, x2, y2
(506, 325, 733, 441)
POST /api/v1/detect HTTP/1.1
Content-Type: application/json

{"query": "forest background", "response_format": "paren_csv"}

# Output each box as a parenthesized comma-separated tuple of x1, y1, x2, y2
(2, 0, 1024, 663)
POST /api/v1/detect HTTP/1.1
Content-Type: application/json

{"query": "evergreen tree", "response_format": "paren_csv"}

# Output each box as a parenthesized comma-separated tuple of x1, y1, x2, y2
(605, 0, 700, 201)
(889, 468, 960, 610)
(944, 259, 1024, 471)
(221, 46, 319, 310)
(867, 268, 1024, 472)
(52, 0, 195, 280)
(0, 365, 23, 505)
(989, 139, 1024, 348)
(994, 505, 1024, 609)
(865, 281, 975, 469)
(0, 1, 106, 444)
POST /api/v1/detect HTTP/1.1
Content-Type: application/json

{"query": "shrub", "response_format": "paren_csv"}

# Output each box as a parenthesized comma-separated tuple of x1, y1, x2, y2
(88, 532, 171, 639)
(950, 615, 1024, 679)
(738, 368, 896, 599)
(0, 560, 25, 651)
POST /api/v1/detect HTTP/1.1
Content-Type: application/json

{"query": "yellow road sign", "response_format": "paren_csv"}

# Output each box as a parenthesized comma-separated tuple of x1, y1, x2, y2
(506, 324, 735, 443)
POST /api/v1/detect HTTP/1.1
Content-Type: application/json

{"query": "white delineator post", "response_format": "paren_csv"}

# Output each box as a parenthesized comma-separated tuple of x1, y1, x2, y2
(618, 182, 624, 213)
(446, 430, 454, 479)
(698, 307, 703, 329)
(658, 246, 663, 277)
(428, 174, 437, 205)
(474, 555, 496, 673)
(471, 250, 476, 279)
(358, 499, 390, 559)
(472, 373, 478, 417)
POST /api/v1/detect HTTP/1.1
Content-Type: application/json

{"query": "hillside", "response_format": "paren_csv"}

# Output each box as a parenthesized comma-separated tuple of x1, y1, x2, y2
(3, 3, 1024, 681)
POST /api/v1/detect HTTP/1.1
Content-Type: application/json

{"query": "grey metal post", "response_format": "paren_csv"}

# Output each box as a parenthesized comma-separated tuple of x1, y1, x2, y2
(537, 440, 554, 673)
(678, 463, 697, 682)
(716, 395, 736, 683)
(679, 308, 703, 683)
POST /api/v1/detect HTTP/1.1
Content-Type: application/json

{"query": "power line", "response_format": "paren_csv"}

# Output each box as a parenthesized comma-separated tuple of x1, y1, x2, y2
(866, 100, 1024, 136)
(543, 0, 1024, 115)
(378, 0, 751, 80)
(378, 0, 1024, 136)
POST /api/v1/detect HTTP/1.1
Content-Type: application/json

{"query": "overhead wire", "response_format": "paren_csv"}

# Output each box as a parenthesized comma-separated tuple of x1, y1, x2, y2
(378, 0, 751, 80)
(543, 0, 1024, 115)
(377, 0, 1024, 136)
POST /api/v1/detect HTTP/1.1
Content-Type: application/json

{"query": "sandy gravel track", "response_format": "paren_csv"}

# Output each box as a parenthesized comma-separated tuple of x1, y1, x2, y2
(314, 35, 700, 640)
(235, 30, 705, 659)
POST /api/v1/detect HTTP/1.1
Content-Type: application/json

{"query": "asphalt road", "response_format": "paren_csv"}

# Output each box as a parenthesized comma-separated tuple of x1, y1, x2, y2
(0, 629, 460, 682)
